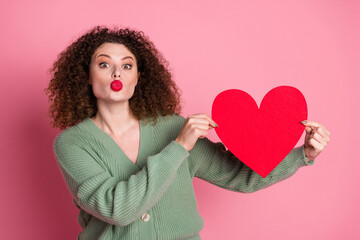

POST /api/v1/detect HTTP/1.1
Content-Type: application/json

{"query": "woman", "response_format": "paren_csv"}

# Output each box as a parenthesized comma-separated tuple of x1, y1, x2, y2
(45, 26, 330, 240)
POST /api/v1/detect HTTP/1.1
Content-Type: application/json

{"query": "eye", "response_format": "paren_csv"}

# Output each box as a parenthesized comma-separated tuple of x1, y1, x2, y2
(123, 64, 132, 69)
(99, 62, 110, 68)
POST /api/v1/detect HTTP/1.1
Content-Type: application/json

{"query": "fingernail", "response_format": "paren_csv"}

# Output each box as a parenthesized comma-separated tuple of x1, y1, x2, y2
(300, 120, 307, 124)
(214, 122, 219, 128)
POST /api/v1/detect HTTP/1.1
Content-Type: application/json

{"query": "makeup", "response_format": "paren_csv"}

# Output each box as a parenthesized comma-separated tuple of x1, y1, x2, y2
(110, 80, 123, 91)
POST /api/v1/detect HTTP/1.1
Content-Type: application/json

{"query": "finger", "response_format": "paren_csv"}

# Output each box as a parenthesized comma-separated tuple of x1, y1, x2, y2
(306, 129, 320, 146)
(207, 117, 218, 128)
(312, 132, 326, 145)
(305, 126, 312, 143)
(306, 125, 324, 137)
(189, 114, 218, 128)
(197, 129, 209, 139)
(318, 127, 330, 142)
(310, 127, 330, 145)
(302, 120, 330, 136)
(198, 114, 218, 128)
(315, 127, 328, 140)
(187, 117, 211, 126)
(313, 127, 324, 138)
(191, 123, 213, 131)
(301, 120, 322, 128)
(188, 113, 210, 119)
(305, 125, 316, 140)
(309, 138, 325, 153)
(319, 125, 330, 136)
(305, 126, 312, 133)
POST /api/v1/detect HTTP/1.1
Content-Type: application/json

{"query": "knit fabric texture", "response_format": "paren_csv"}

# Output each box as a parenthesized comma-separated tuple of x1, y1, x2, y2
(53, 114, 315, 240)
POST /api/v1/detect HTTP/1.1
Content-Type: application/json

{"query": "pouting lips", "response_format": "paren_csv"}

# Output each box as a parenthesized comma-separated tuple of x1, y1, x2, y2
(110, 80, 123, 91)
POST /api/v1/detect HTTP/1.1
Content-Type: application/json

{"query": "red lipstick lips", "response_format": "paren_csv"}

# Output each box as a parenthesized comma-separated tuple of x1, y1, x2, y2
(110, 80, 123, 91)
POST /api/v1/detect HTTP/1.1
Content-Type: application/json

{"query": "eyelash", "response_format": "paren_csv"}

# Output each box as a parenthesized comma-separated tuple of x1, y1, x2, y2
(99, 62, 132, 69)
(99, 62, 110, 68)
(123, 64, 132, 69)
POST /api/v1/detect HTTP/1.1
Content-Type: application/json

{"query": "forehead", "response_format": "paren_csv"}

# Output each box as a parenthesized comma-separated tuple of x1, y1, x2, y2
(93, 42, 136, 59)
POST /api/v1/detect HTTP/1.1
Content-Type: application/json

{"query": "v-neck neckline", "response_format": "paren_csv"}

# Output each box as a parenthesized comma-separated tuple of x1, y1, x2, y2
(81, 117, 152, 171)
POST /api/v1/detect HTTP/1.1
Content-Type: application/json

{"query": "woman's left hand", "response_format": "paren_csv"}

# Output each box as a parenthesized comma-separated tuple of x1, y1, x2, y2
(301, 120, 331, 161)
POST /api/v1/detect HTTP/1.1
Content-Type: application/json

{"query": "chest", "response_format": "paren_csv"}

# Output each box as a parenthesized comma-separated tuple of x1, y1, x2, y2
(110, 126, 140, 164)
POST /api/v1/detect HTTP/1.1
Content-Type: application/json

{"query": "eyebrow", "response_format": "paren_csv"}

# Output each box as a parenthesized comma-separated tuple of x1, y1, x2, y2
(96, 54, 134, 61)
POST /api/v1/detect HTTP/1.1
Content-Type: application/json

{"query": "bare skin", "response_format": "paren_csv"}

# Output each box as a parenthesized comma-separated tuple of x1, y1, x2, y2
(302, 120, 331, 161)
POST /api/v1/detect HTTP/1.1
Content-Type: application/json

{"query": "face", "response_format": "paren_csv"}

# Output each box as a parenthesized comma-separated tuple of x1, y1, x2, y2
(89, 42, 140, 104)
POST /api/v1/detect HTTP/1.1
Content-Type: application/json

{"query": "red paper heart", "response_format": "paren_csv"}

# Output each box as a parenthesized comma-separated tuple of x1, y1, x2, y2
(211, 86, 307, 178)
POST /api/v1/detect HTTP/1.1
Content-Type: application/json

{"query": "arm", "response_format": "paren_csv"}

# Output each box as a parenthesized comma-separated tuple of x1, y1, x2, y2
(53, 135, 189, 226)
(189, 137, 315, 193)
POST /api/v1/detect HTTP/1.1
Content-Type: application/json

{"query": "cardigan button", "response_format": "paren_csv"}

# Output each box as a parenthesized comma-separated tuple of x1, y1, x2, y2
(141, 213, 150, 222)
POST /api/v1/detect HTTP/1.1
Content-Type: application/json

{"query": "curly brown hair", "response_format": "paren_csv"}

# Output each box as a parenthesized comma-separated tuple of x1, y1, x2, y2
(45, 26, 182, 130)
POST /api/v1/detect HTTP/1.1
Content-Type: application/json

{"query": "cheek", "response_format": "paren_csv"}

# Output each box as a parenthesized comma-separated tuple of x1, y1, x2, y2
(90, 84, 102, 98)
(90, 70, 109, 86)
(124, 74, 138, 86)
(125, 78, 138, 95)
(90, 64, 110, 80)
(90, 79, 109, 98)
(130, 79, 139, 92)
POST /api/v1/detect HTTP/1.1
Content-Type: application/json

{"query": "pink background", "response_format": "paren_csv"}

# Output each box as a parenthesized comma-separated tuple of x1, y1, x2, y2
(1, 0, 358, 239)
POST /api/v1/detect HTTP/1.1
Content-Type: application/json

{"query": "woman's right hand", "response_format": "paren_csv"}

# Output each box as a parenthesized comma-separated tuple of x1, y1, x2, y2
(175, 113, 218, 151)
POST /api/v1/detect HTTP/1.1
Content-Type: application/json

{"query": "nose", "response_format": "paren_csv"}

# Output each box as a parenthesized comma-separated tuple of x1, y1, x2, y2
(112, 67, 121, 78)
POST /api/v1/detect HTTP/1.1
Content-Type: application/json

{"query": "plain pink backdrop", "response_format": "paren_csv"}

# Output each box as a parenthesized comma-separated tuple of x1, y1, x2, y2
(1, 0, 358, 239)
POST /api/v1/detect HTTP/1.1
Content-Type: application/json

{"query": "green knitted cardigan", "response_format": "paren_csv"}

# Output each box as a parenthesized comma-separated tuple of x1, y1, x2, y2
(53, 114, 314, 240)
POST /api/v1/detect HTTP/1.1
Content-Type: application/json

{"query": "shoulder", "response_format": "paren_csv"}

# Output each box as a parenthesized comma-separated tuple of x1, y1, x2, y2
(145, 114, 186, 144)
(150, 113, 186, 130)
(158, 113, 186, 124)
(158, 114, 185, 132)
(53, 118, 89, 150)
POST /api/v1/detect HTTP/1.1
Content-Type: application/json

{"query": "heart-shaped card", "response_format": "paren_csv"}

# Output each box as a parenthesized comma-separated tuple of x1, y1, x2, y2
(211, 86, 307, 178)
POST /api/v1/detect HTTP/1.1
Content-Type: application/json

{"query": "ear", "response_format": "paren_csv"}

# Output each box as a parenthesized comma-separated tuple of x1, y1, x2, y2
(88, 78, 92, 85)
(137, 72, 141, 80)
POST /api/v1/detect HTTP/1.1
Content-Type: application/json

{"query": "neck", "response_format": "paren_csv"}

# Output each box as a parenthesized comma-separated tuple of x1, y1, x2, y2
(91, 100, 138, 135)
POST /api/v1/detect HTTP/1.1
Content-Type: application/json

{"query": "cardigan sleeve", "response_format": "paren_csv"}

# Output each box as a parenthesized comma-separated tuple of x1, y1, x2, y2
(189, 137, 315, 193)
(53, 134, 189, 227)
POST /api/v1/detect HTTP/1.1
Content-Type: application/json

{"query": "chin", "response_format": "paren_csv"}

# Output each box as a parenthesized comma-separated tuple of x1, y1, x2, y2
(110, 93, 133, 102)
